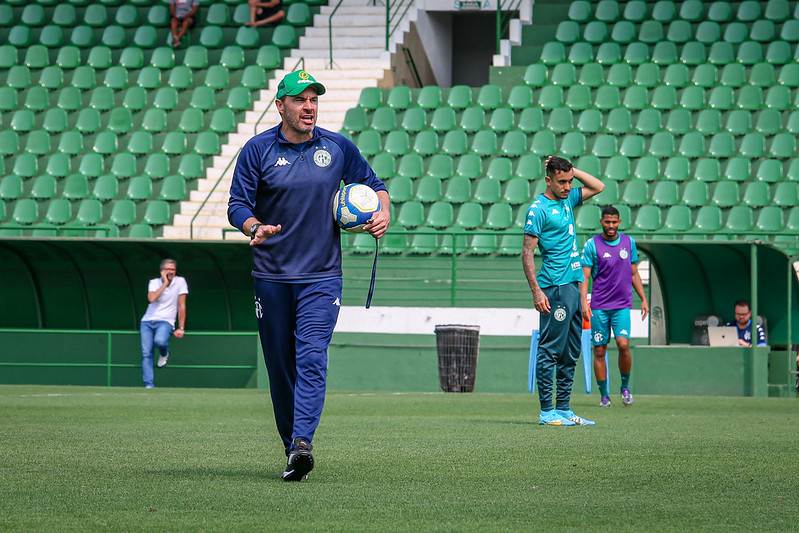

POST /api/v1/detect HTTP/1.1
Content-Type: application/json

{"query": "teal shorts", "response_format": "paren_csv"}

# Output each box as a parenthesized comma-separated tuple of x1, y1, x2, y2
(590, 308, 631, 346)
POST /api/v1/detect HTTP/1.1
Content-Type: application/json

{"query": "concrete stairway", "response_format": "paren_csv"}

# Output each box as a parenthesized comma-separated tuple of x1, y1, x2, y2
(164, 0, 412, 240)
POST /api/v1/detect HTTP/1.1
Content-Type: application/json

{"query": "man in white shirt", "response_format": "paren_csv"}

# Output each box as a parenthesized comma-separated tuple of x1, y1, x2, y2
(140, 259, 188, 388)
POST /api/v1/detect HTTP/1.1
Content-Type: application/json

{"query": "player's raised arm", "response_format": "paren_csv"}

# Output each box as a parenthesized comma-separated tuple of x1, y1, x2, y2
(574, 167, 604, 202)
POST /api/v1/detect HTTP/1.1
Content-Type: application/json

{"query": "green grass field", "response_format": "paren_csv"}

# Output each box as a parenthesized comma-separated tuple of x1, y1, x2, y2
(1, 385, 797, 532)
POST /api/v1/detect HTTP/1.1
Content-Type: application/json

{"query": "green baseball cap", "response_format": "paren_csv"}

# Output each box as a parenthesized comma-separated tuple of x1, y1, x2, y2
(275, 70, 326, 99)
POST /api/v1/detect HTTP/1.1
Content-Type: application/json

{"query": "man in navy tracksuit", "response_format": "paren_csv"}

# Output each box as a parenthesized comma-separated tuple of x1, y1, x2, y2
(228, 70, 390, 481)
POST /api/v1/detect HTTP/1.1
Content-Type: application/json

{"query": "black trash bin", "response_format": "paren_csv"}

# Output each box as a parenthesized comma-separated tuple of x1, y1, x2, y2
(434, 324, 480, 392)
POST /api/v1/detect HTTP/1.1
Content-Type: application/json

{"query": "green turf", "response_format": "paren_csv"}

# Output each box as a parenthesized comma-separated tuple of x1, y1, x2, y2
(1, 385, 797, 532)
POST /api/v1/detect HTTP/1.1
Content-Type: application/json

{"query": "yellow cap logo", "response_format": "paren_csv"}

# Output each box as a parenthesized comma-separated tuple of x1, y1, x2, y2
(299, 71, 310, 80)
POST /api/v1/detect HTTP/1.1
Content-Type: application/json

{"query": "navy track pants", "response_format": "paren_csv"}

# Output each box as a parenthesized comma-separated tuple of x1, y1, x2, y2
(254, 277, 342, 452)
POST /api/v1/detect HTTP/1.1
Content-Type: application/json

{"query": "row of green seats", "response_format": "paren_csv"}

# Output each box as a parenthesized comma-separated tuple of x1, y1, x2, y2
(387, 174, 538, 205)
(353, 127, 798, 160)
(393, 200, 522, 231)
(2, 197, 172, 227)
(536, 39, 798, 66)
(1, 150, 206, 180)
(567, 0, 796, 24)
(0, 3, 314, 29)
(0, 173, 188, 202)
(0, 223, 153, 238)
(0, 21, 301, 50)
(344, 230, 524, 257)
(372, 153, 544, 182)
(527, 62, 799, 88)
(554, 19, 799, 46)
(346, 104, 799, 140)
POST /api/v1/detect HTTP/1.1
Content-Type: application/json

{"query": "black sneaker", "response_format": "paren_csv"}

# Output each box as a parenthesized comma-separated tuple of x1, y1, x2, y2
(282, 437, 313, 481)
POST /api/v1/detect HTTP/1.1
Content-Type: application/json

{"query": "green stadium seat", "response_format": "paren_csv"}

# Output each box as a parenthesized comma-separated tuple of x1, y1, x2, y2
(143, 153, 170, 180)
(591, 134, 618, 158)
(725, 157, 751, 182)
(90, 86, 116, 111)
(639, 20, 664, 43)
(773, 182, 798, 208)
(540, 41, 566, 65)
(153, 87, 179, 110)
(749, 62, 776, 87)
(651, 180, 679, 206)
(11, 109, 35, 132)
(488, 108, 515, 134)
(133, 26, 158, 48)
(765, 86, 791, 110)
(38, 66, 65, 90)
(551, 63, 577, 86)
(691, 64, 718, 88)
(23, 129, 51, 156)
(8, 26, 32, 48)
(576, 204, 601, 231)
(383, 130, 410, 156)
(537, 86, 563, 110)
(205, 3, 230, 25)
(44, 198, 72, 225)
(681, 0, 705, 21)
(62, 174, 89, 201)
(189, 86, 215, 111)
(143, 200, 170, 226)
(369, 107, 396, 133)
(226, 86, 251, 111)
(787, 111, 799, 134)
(111, 153, 136, 179)
(648, 131, 675, 158)
(742, 181, 770, 208)
(24, 44, 49, 68)
(483, 203, 513, 230)
(725, 110, 751, 135)
(619, 135, 645, 158)
(184, 46, 210, 69)
(765, 40, 791, 64)
(135, 66, 160, 90)
(396, 201, 424, 228)
(414, 176, 442, 203)
(501, 130, 528, 157)
(708, 41, 735, 65)
(692, 205, 723, 233)
(220, 45, 246, 68)
(341, 108, 367, 134)
(447, 85, 473, 110)
(711, 181, 740, 207)
(177, 154, 203, 180)
(755, 206, 784, 233)
(634, 205, 662, 231)
(737, 41, 764, 65)
(396, 154, 423, 179)
(692, 158, 720, 182)
(570, 43, 596, 65)
(464, 233, 496, 255)
(496, 233, 523, 256)
(272, 25, 297, 48)
(29, 174, 56, 201)
(651, 85, 676, 109)
(556, 20, 580, 44)
(530, 130, 556, 157)
(560, 131, 586, 158)
(204, 65, 229, 90)
(682, 180, 709, 206)
(7, 65, 31, 90)
(126, 176, 152, 201)
(471, 130, 497, 157)
(24, 86, 50, 111)
(725, 205, 754, 233)
(235, 26, 260, 48)
(158, 174, 187, 202)
(386, 87, 412, 111)
(568, 0, 592, 22)
(787, 208, 799, 232)
(481, 157, 510, 182)
(770, 133, 796, 159)
(162, 131, 187, 155)
(109, 199, 136, 225)
(755, 159, 783, 183)
(84, 46, 111, 70)
(75, 198, 103, 225)
(660, 157, 689, 182)
(577, 109, 602, 134)
(194, 131, 220, 156)
(666, 108, 694, 136)
(45, 152, 71, 178)
(707, 1, 734, 22)
(92, 130, 119, 155)
(565, 85, 591, 110)
(231, 3, 251, 25)
(12, 199, 39, 225)
(736, 86, 763, 111)
(611, 20, 636, 44)
(386, 176, 412, 204)
(454, 202, 483, 229)
(441, 130, 468, 156)
(416, 86, 442, 109)
(708, 86, 734, 110)
(634, 108, 661, 135)
(142, 108, 167, 133)
(546, 108, 573, 134)
(178, 108, 204, 133)
(454, 154, 482, 180)
(737, 0, 762, 21)
(595, 42, 622, 64)
(424, 201, 454, 229)
(621, 179, 649, 206)
(663, 205, 692, 232)
(739, 132, 766, 158)
(57, 130, 82, 155)
(477, 84, 502, 110)
(679, 86, 706, 111)
(429, 107, 456, 133)
(694, 109, 722, 135)
(426, 154, 454, 180)
(459, 107, 485, 133)
(370, 153, 394, 181)
(621, 85, 648, 111)
(723, 22, 748, 45)
(21, 4, 46, 26)
(408, 229, 439, 255)
(199, 25, 224, 48)
(355, 130, 381, 157)
(706, 131, 734, 158)
(167, 66, 192, 90)
(0, 44, 16, 69)
(472, 177, 501, 205)
(507, 85, 533, 109)
(667, 20, 692, 44)
(503, 178, 530, 205)
(517, 108, 544, 134)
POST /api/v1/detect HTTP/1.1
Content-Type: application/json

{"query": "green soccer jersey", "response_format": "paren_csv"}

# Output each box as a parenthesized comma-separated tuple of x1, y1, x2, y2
(523, 188, 583, 288)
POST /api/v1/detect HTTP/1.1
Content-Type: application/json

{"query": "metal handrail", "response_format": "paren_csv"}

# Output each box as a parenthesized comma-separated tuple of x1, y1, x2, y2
(386, 0, 414, 49)
(496, 0, 523, 54)
(188, 58, 305, 240)
(328, 0, 345, 69)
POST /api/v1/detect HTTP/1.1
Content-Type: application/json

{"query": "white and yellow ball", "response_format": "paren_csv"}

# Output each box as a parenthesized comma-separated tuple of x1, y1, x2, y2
(332, 184, 381, 233)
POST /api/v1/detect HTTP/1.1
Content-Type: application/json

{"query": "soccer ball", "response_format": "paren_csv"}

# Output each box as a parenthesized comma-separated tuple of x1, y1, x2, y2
(332, 184, 381, 233)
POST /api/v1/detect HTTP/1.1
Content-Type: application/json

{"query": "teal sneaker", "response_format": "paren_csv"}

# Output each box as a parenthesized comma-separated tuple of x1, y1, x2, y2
(555, 409, 596, 426)
(539, 409, 576, 426)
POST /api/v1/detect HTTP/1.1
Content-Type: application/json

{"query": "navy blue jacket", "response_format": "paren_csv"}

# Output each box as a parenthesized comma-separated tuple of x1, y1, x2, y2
(228, 124, 386, 281)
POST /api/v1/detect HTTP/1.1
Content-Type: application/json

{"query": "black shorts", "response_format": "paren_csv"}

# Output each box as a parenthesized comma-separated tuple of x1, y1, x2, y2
(256, 4, 283, 21)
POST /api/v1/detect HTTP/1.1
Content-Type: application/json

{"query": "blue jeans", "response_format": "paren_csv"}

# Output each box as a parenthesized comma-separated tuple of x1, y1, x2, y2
(140, 320, 173, 387)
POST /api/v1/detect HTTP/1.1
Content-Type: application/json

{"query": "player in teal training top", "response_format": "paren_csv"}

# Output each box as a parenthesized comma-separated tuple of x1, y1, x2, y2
(522, 156, 604, 426)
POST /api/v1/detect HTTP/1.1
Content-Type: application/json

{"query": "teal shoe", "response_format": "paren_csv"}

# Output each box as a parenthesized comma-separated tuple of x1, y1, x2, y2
(539, 409, 576, 426)
(555, 409, 595, 426)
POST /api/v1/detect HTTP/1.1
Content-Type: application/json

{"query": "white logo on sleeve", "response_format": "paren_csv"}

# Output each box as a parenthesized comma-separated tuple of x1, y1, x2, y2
(333, 297, 341, 307)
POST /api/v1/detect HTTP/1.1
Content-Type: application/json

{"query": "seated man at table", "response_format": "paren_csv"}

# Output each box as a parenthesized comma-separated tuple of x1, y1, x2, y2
(725, 300, 767, 347)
